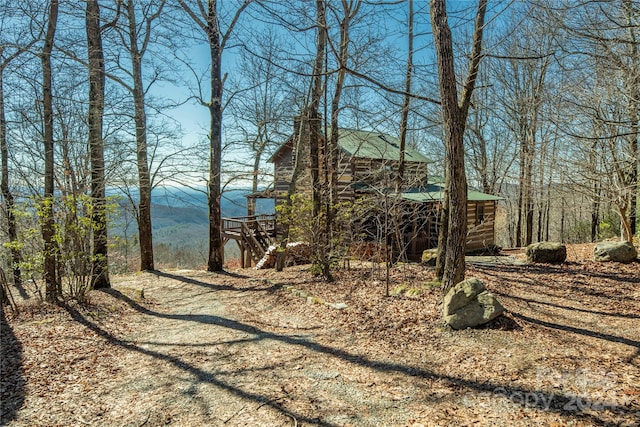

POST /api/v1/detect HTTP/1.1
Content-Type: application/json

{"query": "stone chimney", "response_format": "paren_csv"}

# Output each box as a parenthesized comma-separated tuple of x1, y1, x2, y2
(293, 114, 302, 137)
(290, 113, 312, 190)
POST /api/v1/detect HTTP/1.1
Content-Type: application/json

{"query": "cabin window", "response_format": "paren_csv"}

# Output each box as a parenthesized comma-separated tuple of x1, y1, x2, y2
(476, 203, 485, 225)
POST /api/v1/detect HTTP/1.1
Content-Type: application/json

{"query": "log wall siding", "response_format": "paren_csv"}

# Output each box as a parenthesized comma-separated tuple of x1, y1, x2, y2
(273, 143, 428, 203)
(401, 201, 496, 259)
(466, 201, 496, 251)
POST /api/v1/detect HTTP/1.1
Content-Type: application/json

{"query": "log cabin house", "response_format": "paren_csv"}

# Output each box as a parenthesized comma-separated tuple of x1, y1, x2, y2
(232, 119, 502, 265)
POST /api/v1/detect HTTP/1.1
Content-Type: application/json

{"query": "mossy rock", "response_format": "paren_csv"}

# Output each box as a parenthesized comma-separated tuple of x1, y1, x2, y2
(443, 278, 504, 329)
(594, 241, 637, 263)
(525, 242, 566, 263)
(421, 249, 438, 266)
(390, 284, 409, 296)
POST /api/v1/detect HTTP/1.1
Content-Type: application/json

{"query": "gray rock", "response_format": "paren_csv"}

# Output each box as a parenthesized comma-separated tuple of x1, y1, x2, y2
(421, 249, 438, 266)
(594, 241, 638, 263)
(526, 242, 567, 263)
(327, 302, 347, 310)
(443, 278, 504, 330)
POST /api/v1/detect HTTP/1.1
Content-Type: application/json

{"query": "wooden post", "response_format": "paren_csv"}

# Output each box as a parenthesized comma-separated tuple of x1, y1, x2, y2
(411, 204, 418, 261)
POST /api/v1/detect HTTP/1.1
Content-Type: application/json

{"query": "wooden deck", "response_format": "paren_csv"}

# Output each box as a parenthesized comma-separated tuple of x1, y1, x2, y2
(222, 214, 277, 268)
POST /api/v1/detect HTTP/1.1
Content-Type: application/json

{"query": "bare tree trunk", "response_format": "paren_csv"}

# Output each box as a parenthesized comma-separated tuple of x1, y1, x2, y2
(86, 0, 110, 289)
(42, 0, 60, 301)
(624, 0, 638, 237)
(434, 185, 448, 281)
(275, 115, 308, 272)
(177, 0, 250, 272)
(589, 140, 600, 242)
(322, 0, 359, 274)
(392, 0, 413, 264)
(207, 0, 224, 271)
(0, 50, 23, 289)
(125, 0, 156, 272)
(307, 0, 333, 281)
(516, 142, 524, 247)
(248, 153, 261, 216)
(525, 144, 534, 245)
(430, 0, 487, 293)
(618, 203, 633, 242)
(536, 138, 547, 243)
(329, 0, 356, 209)
(560, 195, 565, 242)
(309, 0, 326, 221)
(591, 196, 599, 242)
(471, 124, 491, 194)
(544, 184, 551, 240)
(396, 0, 413, 194)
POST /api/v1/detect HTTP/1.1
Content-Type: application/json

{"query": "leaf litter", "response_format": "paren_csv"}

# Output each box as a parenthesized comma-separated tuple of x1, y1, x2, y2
(1, 243, 639, 426)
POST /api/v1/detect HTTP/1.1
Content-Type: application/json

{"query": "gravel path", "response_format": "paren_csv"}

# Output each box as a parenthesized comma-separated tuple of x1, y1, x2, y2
(103, 270, 410, 426)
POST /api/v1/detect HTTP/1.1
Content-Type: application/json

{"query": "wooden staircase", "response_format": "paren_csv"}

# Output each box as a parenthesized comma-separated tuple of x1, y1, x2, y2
(222, 215, 277, 267)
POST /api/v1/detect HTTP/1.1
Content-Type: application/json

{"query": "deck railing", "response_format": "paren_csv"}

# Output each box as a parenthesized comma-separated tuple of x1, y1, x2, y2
(222, 214, 276, 237)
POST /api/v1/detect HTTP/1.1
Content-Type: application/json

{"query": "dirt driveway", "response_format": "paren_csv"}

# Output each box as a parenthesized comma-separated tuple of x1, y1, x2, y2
(2, 254, 639, 426)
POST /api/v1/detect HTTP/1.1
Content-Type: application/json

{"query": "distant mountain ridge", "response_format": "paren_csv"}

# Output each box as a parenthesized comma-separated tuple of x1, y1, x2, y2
(112, 187, 275, 252)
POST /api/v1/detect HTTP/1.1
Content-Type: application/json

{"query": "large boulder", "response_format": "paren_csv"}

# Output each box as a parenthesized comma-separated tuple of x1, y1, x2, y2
(421, 249, 438, 266)
(443, 278, 504, 330)
(525, 242, 567, 263)
(594, 241, 637, 263)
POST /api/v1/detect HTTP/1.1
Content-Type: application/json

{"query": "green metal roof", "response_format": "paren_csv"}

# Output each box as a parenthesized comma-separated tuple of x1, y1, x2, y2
(400, 191, 443, 202)
(400, 189, 503, 203)
(467, 190, 504, 201)
(334, 129, 431, 163)
(268, 127, 432, 163)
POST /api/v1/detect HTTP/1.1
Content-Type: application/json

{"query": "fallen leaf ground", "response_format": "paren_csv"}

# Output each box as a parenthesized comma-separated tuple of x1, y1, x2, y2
(1, 243, 639, 426)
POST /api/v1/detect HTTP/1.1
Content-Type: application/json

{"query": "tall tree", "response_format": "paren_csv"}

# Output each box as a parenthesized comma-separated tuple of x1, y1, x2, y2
(430, 0, 487, 292)
(308, 0, 327, 220)
(319, 0, 360, 279)
(177, 0, 251, 272)
(0, 47, 22, 289)
(396, 0, 413, 194)
(41, 0, 59, 301)
(0, 28, 35, 289)
(86, 0, 110, 289)
(327, 0, 360, 204)
(120, 0, 166, 272)
(466, 62, 517, 196)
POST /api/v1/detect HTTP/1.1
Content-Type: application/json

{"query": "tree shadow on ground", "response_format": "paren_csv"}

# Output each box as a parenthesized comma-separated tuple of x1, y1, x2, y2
(63, 301, 335, 426)
(88, 285, 638, 426)
(0, 306, 24, 425)
(510, 312, 640, 349)
(151, 270, 282, 294)
(474, 262, 640, 285)
(473, 263, 638, 311)
(494, 292, 640, 320)
(478, 313, 522, 330)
